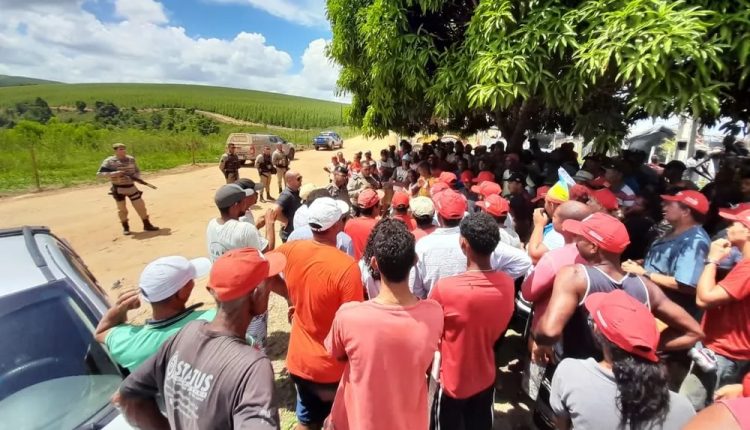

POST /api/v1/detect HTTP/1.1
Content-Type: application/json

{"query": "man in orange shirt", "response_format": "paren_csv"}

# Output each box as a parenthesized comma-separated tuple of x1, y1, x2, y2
(344, 188, 383, 259)
(275, 197, 364, 430)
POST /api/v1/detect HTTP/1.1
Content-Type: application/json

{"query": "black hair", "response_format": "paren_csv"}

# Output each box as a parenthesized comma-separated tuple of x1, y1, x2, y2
(459, 212, 500, 255)
(441, 217, 462, 228)
(599, 336, 670, 430)
(393, 206, 408, 215)
(219, 206, 232, 217)
(305, 188, 331, 205)
(365, 219, 415, 283)
(359, 205, 376, 216)
(415, 215, 434, 227)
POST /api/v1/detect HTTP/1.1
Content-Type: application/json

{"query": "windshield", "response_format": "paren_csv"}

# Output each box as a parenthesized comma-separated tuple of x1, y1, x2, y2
(0, 282, 123, 429)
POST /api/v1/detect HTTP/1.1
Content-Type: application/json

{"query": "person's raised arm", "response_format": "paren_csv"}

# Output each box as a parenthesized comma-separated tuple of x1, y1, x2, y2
(94, 289, 140, 344)
(645, 279, 704, 351)
(696, 238, 735, 309)
(527, 208, 550, 263)
(534, 265, 584, 347)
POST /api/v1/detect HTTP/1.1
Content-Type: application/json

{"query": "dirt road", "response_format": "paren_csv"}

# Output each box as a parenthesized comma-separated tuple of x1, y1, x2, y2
(0, 132, 532, 429)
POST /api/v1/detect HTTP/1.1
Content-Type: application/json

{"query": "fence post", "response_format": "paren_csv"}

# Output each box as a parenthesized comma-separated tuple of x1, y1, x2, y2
(29, 141, 41, 191)
(191, 137, 197, 165)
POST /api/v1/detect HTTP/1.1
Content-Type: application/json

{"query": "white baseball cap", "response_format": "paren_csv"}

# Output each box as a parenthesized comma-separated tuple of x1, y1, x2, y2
(308, 197, 349, 232)
(209, 220, 269, 262)
(139, 256, 212, 303)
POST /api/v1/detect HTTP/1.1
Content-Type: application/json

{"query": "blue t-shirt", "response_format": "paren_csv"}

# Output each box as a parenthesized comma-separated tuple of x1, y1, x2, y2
(644, 225, 710, 288)
(286, 226, 355, 257)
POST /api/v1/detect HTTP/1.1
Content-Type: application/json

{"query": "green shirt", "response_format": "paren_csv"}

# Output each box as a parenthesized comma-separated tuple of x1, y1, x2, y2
(105, 306, 217, 371)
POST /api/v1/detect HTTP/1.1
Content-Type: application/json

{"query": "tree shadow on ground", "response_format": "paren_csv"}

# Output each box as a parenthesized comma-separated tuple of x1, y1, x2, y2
(266, 330, 290, 361)
(494, 330, 535, 430)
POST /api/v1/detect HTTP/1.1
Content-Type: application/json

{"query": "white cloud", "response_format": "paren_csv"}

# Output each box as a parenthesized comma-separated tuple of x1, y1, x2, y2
(209, 0, 326, 27)
(114, 0, 168, 24)
(0, 0, 344, 101)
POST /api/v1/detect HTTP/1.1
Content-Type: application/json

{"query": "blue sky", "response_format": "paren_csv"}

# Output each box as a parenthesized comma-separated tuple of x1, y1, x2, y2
(0, 0, 342, 100)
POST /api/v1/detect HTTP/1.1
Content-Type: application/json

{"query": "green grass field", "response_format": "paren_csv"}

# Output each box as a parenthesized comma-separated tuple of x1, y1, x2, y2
(0, 83, 348, 129)
(0, 81, 356, 193)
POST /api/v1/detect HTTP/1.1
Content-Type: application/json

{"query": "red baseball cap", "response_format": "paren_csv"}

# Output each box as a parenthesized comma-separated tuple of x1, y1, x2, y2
(208, 248, 286, 302)
(430, 181, 450, 197)
(589, 176, 609, 188)
(719, 203, 750, 217)
(531, 185, 551, 203)
(434, 190, 467, 220)
(589, 188, 619, 211)
(391, 191, 410, 209)
(460, 170, 474, 185)
(438, 172, 458, 187)
(585, 290, 659, 363)
(478, 194, 510, 217)
(357, 188, 384, 209)
(470, 181, 502, 198)
(570, 184, 591, 201)
(472, 171, 495, 184)
(660, 190, 709, 214)
(719, 208, 750, 229)
(562, 212, 630, 253)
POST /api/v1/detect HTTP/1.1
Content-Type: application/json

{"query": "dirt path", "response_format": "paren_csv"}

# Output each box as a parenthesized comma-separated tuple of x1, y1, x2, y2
(0, 132, 532, 429)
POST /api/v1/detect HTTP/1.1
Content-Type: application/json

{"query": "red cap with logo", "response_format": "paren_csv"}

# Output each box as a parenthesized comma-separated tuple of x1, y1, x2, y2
(209, 248, 286, 302)
(584, 290, 659, 363)
(391, 191, 410, 209)
(660, 190, 709, 215)
(357, 188, 384, 209)
(590, 188, 619, 211)
(562, 212, 630, 253)
(719, 207, 750, 229)
(478, 194, 510, 217)
(460, 170, 474, 185)
(434, 190, 467, 220)
(472, 171, 495, 184)
(439, 172, 458, 187)
(471, 181, 502, 198)
(430, 182, 450, 197)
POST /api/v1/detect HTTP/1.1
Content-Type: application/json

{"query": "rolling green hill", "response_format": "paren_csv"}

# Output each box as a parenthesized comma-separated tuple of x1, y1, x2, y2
(0, 83, 348, 129)
(0, 74, 60, 87)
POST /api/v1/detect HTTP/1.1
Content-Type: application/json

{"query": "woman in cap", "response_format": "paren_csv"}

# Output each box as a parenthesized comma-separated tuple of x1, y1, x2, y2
(550, 290, 695, 429)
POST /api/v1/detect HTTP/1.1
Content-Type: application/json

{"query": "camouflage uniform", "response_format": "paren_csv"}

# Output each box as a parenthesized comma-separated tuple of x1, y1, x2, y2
(219, 152, 241, 183)
(97, 150, 157, 234)
(271, 149, 289, 193)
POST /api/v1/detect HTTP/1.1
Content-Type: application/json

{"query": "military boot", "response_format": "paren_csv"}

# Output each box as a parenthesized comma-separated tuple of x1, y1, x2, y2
(121, 222, 131, 236)
(142, 218, 159, 231)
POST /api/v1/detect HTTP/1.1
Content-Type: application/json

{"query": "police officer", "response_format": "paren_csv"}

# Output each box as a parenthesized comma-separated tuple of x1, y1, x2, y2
(97, 143, 159, 235)
(272, 143, 290, 194)
(255, 145, 276, 202)
(219, 143, 241, 183)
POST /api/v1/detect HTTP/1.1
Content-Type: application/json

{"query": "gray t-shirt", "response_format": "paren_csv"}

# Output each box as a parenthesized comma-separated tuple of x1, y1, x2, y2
(120, 320, 279, 430)
(550, 358, 694, 430)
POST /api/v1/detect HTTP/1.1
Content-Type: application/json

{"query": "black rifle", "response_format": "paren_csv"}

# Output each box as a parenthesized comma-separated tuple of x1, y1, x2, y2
(98, 166, 157, 189)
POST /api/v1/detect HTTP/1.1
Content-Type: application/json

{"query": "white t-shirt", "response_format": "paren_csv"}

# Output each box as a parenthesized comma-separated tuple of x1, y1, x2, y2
(206, 218, 268, 262)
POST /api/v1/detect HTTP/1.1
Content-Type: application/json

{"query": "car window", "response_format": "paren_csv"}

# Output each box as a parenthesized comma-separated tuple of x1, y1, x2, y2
(0, 283, 122, 427)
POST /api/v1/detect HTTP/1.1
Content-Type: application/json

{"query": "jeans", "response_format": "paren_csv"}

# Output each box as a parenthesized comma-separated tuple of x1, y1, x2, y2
(679, 350, 750, 411)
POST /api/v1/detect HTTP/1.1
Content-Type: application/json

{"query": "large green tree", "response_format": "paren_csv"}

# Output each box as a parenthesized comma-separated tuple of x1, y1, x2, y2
(327, 0, 750, 151)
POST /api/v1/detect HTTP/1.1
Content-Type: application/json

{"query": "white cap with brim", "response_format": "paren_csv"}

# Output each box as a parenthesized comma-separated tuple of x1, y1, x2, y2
(308, 197, 349, 232)
(139, 256, 212, 303)
(215, 184, 254, 209)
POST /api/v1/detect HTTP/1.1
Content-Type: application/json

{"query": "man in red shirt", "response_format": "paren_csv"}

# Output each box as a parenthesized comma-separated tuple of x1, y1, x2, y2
(325, 219, 443, 430)
(390, 191, 416, 231)
(344, 188, 383, 259)
(429, 212, 516, 430)
(682, 206, 750, 410)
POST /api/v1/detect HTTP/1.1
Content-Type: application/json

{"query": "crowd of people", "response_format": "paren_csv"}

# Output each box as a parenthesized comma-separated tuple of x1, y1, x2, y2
(97, 136, 750, 429)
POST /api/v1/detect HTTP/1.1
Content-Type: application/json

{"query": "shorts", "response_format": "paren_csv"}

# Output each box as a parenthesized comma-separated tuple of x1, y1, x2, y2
(290, 374, 338, 425)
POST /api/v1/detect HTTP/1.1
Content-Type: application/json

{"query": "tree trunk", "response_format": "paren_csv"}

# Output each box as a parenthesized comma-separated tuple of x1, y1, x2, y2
(495, 98, 537, 153)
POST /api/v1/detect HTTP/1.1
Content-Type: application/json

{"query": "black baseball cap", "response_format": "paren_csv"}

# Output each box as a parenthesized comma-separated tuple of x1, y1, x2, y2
(235, 178, 263, 193)
(215, 184, 253, 209)
(334, 165, 349, 175)
(508, 172, 525, 183)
